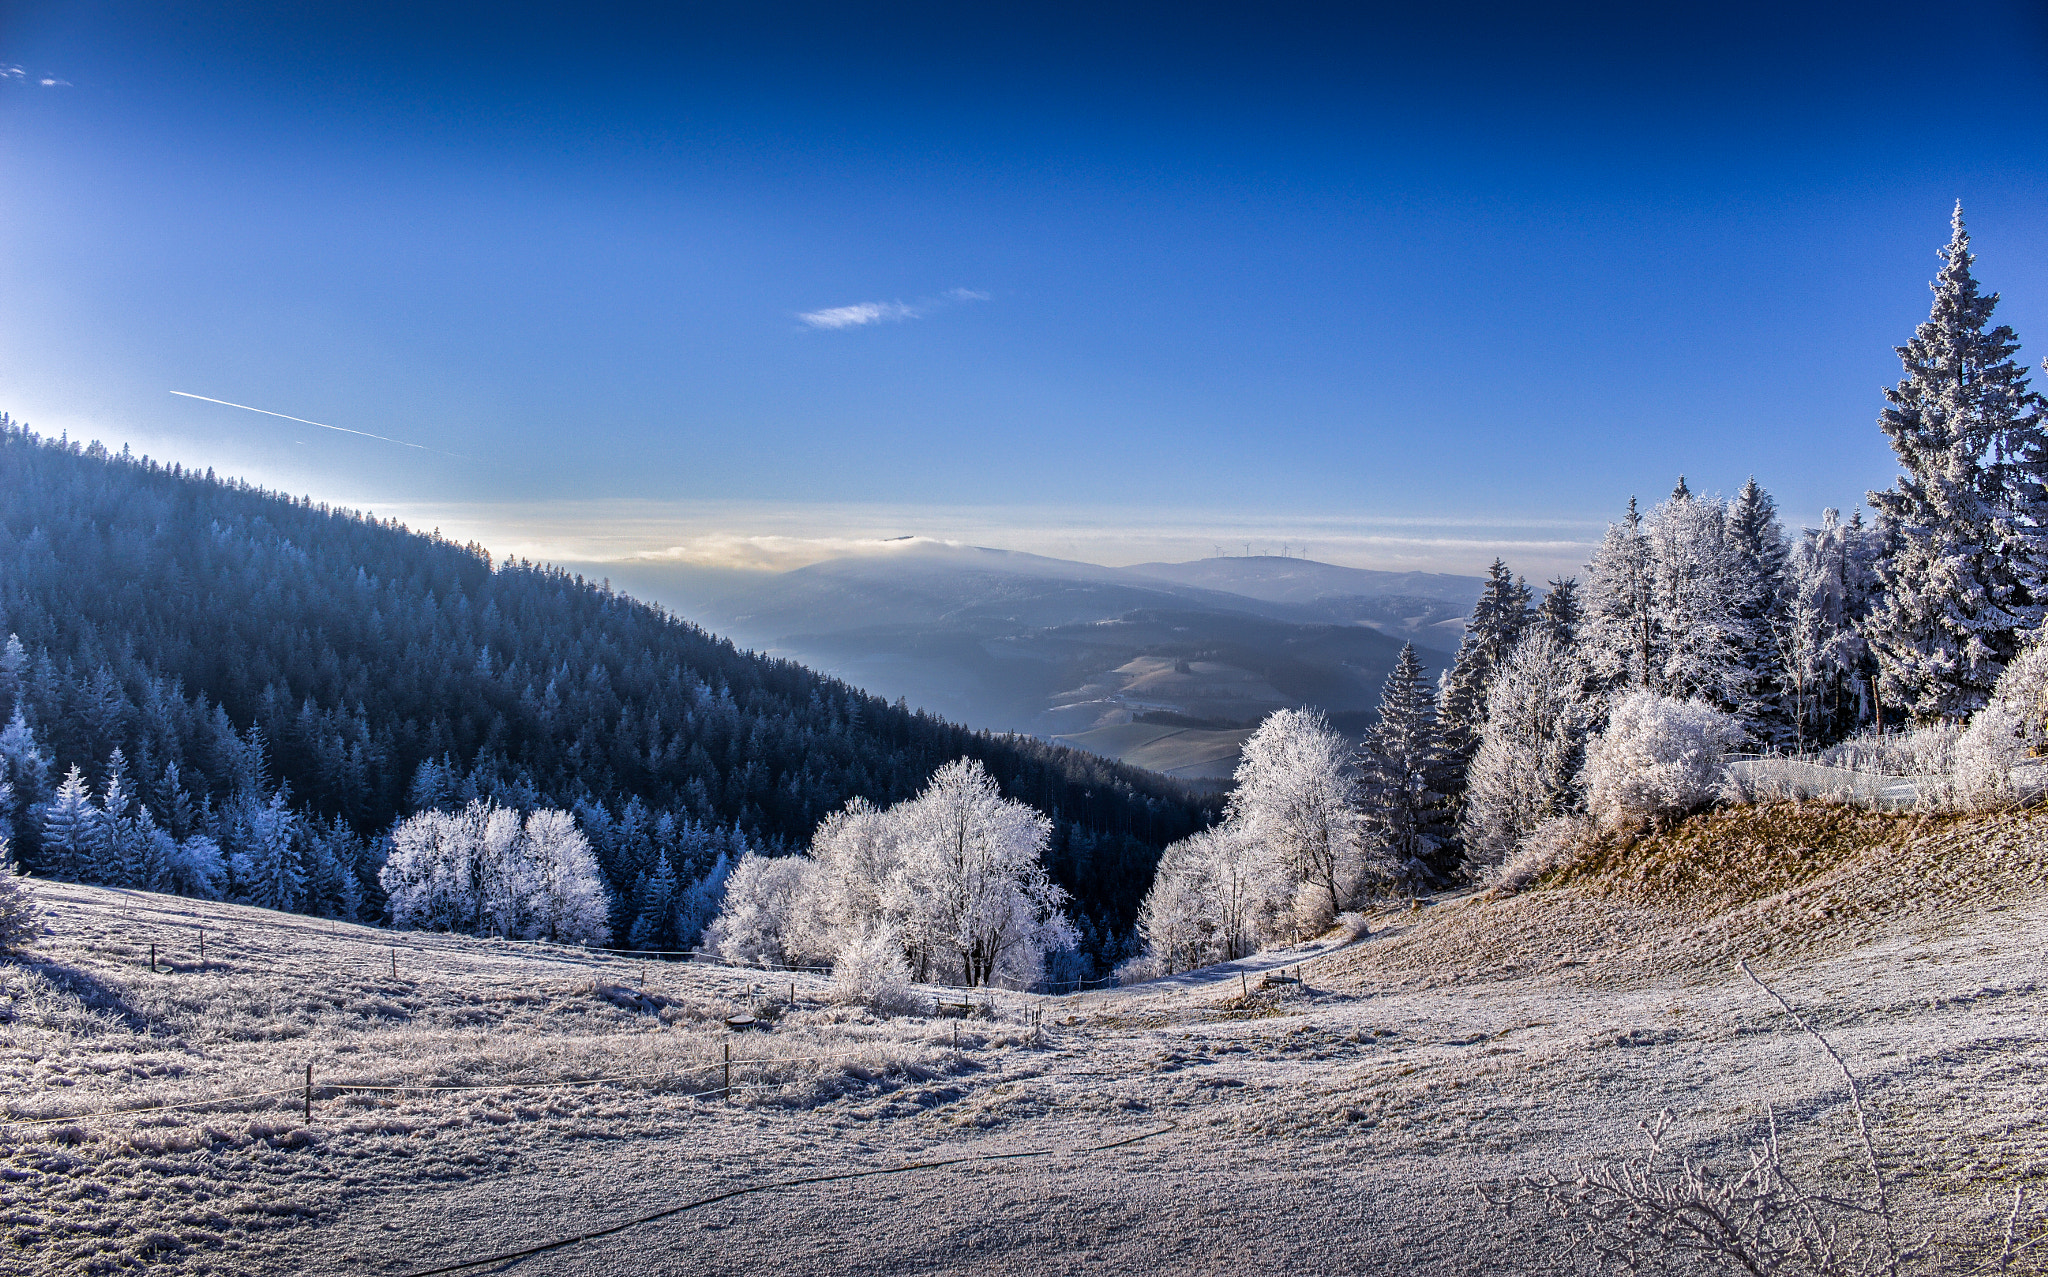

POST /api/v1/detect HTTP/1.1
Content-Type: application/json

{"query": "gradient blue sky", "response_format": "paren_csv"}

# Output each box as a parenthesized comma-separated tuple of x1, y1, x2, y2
(3, 1, 2046, 577)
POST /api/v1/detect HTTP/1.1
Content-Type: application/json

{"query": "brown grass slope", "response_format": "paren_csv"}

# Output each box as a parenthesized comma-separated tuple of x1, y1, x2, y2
(1324, 804, 2048, 992)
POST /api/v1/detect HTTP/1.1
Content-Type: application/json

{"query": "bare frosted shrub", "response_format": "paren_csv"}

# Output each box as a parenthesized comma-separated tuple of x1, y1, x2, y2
(1494, 813, 1596, 895)
(1818, 723, 1960, 776)
(829, 921, 922, 1015)
(1952, 637, 2048, 810)
(1113, 951, 1166, 985)
(1584, 692, 1744, 827)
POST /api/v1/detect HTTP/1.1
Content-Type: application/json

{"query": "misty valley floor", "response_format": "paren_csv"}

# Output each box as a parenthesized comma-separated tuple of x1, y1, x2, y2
(7, 874, 2043, 1276)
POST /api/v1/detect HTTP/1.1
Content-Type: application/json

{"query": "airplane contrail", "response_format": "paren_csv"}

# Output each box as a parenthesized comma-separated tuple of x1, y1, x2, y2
(170, 391, 456, 455)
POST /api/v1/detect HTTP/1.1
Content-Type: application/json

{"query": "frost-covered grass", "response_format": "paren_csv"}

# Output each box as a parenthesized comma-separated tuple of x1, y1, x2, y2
(0, 881, 1004, 1274)
(9, 807, 2048, 1276)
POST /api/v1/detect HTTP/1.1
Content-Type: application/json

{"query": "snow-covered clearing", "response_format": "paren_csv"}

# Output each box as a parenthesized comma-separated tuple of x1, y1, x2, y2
(7, 807, 2048, 1275)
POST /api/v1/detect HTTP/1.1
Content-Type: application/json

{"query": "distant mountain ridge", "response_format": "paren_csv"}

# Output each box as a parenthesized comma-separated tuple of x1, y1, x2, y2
(592, 545, 1481, 776)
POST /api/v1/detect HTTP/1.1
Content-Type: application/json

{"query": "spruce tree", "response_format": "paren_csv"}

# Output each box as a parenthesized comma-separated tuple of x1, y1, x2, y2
(1534, 577, 1582, 646)
(1356, 644, 1453, 878)
(38, 765, 97, 881)
(1437, 559, 1533, 766)
(1867, 204, 2048, 721)
(1584, 498, 1657, 693)
(628, 851, 680, 950)
(1727, 477, 1793, 743)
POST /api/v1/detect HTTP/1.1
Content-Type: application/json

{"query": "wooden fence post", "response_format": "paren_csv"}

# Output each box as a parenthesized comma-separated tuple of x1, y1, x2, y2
(198, 928, 205, 965)
(723, 1042, 731, 1104)
(304, 1062, 313, 1124)
(391, 945, 397, 979)
(150, 943, 157, 973)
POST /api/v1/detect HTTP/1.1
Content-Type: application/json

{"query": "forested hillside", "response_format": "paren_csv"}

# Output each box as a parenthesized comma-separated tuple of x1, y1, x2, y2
(0, 417, 1214, 958)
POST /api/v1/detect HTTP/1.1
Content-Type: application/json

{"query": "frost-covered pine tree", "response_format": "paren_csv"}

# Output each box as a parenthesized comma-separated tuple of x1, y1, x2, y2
(0, 835, 36, 953)
(95, 749, 140, 886)
(1437, 560, 1534, 773)
(1727, 477, 1794, 743)
(1866, 203, 2048, 722)
(1649, 487, 1753, 712)
(1356, 643, 1452, 878)
(1776, 509, 1882, 747)
(38, 765, 97, 881)
(1585, 498, 1658, 692)
(0, 709, 52, 863)
(627, 851, 680, 949)
(230, 789, 304, 912)
(1534, 577, 1583, 646)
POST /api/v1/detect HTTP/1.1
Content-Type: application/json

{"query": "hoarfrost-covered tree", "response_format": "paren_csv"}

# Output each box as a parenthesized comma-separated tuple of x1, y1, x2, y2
(1356, 643, 1452, 877)
(1534, 577, 1583, 646)
(700, 851, 812, 966)
(1866, 204, 2048, 722)
(627, 851, 681, 950)
(1229, 708, 1373, 933)
(0, 836, 35, 953)
(1775, 509, 1882, 747)
(38, 765, 96, 882)
(1461, 630, 1598, 871)
(1134, 834, 1219, 975)
(1649, 488, 1754, 711)
(0, 710, 51, 862)
(1585, 498, 1659, 693)
(1953, 636, 2048, 806)
(382, 801, 609, 944)
(518, 808, 611, 944)
(885, 758, 1075, 988)
(705, 758, 1076, 988)
(229, 789, 304, 912)
(1583, 692, 1744, 827)
(1438, 561, 1535, 769)
(1727, 477, 1793, 743)
(799, 796, 902, 959)
(1132, 823, 1280, 974)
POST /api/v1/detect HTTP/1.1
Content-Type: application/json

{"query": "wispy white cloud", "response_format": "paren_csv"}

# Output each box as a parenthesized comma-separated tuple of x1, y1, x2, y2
(798, 301, 922, 330)
(2, 65, 70, 87)
(797, 288, 989, 331)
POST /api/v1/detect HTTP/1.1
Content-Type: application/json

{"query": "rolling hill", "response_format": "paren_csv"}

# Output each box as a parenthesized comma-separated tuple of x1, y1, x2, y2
(594, 545, 1465, 771)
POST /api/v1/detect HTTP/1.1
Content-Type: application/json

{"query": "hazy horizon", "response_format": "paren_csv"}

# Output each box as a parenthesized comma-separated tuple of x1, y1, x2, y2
(6, 1, 2046, 583)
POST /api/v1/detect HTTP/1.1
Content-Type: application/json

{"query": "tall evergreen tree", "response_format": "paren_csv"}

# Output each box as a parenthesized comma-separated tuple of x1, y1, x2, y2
(1356, 644, 1452, 878)
(1584, 498, 1657, 693)
(1726, 477, 1793, 743)
(38, 765, 97, 881)
(1534, 577, 1583, 646)
(1866, 204, 2048, 721)
(1437, 559, 1534, 764)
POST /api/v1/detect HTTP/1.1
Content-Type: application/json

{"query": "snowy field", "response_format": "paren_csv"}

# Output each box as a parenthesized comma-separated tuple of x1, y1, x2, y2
(6, 807, 2048, 1275)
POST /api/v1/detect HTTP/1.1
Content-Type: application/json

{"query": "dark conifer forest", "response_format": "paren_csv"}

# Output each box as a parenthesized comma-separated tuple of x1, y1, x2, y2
(0, 417, 1216, 959)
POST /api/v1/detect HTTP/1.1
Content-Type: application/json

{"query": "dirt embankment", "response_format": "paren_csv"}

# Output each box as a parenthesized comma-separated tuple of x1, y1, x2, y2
(1323, 804, 2048, 992)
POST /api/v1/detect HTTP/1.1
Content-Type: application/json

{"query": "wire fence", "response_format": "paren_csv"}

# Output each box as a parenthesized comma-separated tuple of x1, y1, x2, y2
(1725, 753, 2048, 810)
(0, 1038, 987, 1131)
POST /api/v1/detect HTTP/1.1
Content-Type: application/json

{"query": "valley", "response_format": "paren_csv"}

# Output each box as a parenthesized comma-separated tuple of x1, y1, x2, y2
(592, 547, 1474, 772)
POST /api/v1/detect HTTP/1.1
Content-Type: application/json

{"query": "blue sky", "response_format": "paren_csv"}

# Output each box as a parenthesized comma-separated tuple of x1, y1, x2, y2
(3, 1, 2046, 577)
